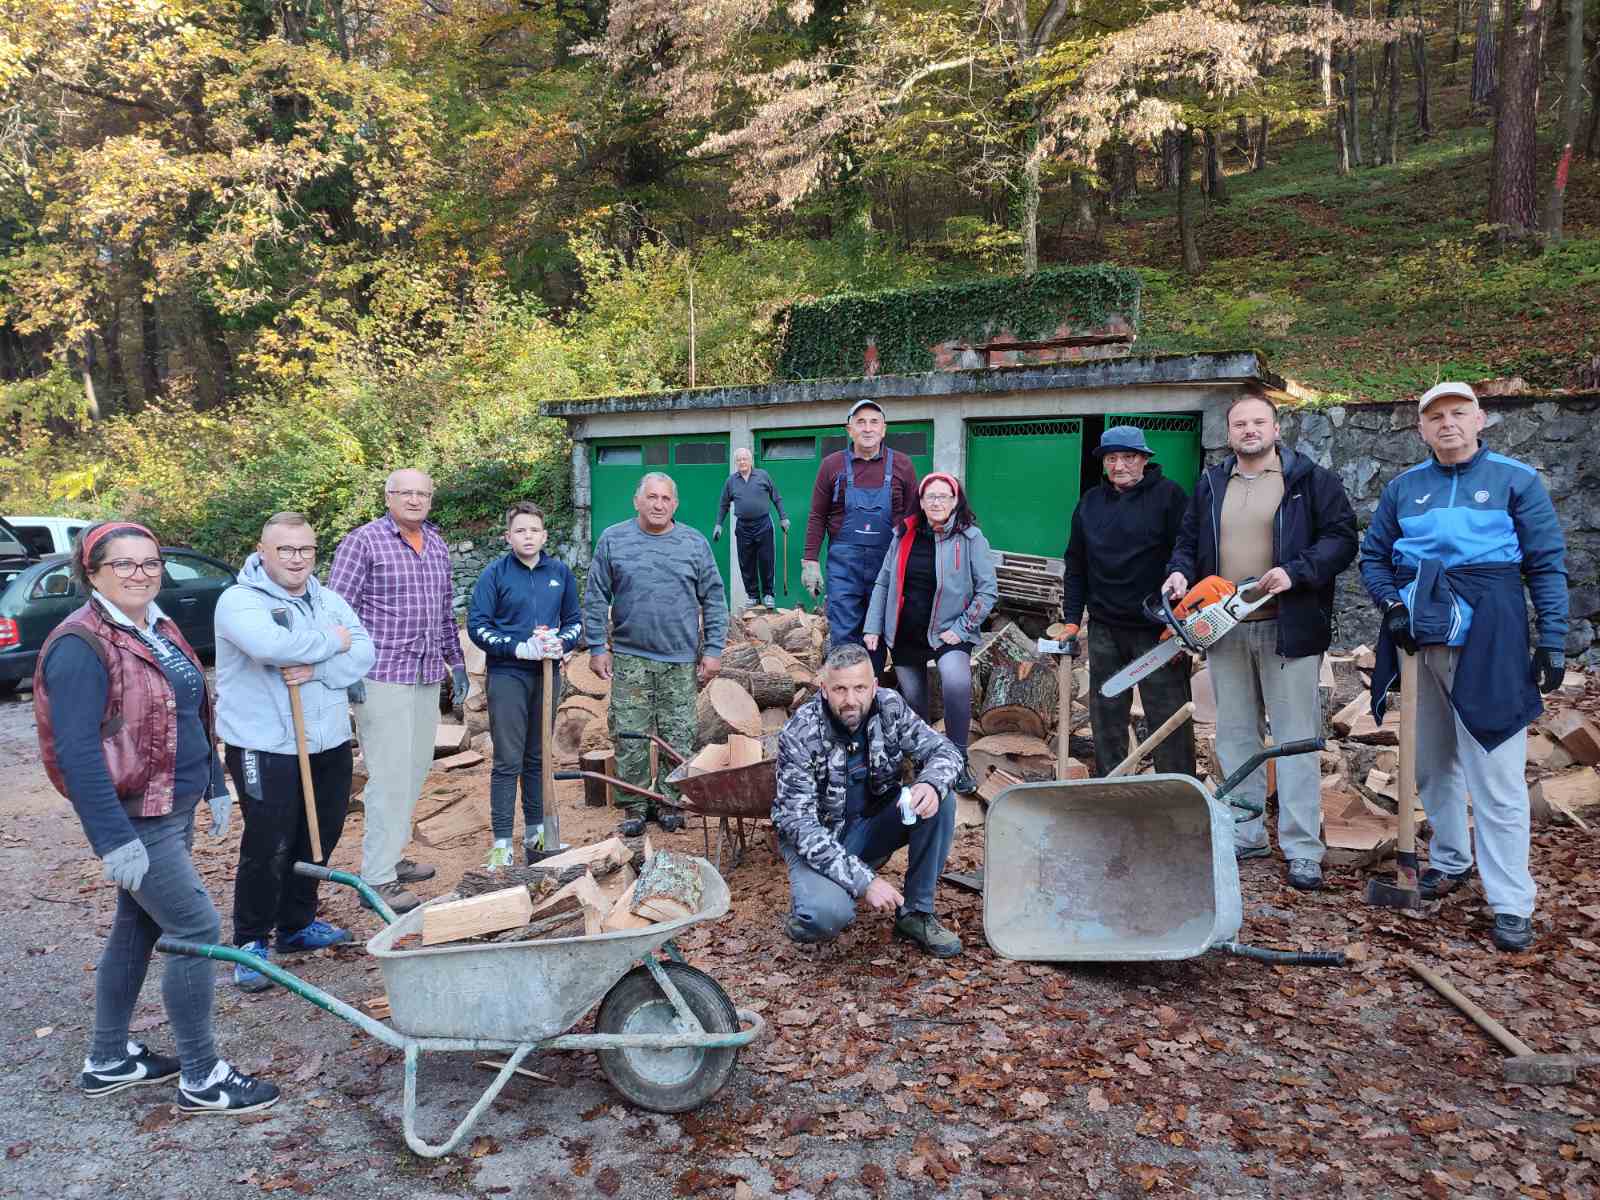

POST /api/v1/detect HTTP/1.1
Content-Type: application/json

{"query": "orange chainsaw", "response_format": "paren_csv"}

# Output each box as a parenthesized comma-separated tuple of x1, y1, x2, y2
(1099, 575, 1275, 698)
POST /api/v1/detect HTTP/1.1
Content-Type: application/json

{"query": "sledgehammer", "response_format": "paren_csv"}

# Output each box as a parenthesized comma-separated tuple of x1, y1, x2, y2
(1366, 650, 1420, 910)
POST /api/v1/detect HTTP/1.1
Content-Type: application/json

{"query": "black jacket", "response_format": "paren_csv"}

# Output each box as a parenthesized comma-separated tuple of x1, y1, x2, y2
(1063, 464, 1189, 629)
(1166, 445, 1358, 659)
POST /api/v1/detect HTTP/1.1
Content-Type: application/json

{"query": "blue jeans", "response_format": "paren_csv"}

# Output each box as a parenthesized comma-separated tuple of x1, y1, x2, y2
(91, 803, 221, 1081)
(781, 792, 957, 940)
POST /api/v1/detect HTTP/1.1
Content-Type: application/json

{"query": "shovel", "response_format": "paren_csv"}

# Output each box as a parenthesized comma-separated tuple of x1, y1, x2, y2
(1366, 650, 1420, 910)
(270, 607, 324, 862)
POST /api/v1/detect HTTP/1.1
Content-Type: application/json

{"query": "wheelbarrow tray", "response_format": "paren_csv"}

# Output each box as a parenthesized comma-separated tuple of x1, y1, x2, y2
(366, 858, 732, 1041)
(665, 758, 775, 821)
(983, 775, 1242, 962)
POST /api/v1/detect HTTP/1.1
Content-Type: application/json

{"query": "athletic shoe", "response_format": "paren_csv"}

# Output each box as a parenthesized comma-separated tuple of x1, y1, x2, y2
(484, 844, 513, 871)
(619, 815, 648, 838)
(1235, 842, 1271, 861)
(176, 1060, 281, 1115)
(893, 911, 963, 958)
(395, 858, 436, 883)
(1491, 914, 1534, 952)
(278, 919, 352, 952)
(233, 940, 273, 993)
(1286, 859, 1324, 891)
(1420, 867, 1472, 899)
(953, 760, 978, 795)
(654, 809, 686, 833)
(364, 881, 420, 915)
(80, 1042, 180, 1096)
(762, 594, 775, 609)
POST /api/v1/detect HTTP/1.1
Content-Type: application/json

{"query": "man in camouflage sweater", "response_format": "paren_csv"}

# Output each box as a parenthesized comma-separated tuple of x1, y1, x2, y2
(773, 643, 964, 957)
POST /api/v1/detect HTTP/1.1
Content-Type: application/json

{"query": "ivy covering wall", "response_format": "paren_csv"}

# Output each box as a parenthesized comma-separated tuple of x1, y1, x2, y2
(776, 265, 1142, 380)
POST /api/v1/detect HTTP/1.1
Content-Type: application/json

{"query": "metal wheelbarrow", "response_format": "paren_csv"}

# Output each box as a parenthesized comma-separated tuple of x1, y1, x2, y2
(155, 858, 764, 1157)
(557, 731, 775, 873)
(982, 740, 1346, 967)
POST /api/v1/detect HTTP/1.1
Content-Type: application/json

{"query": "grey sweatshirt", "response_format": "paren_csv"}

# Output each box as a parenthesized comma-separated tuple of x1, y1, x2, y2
(716, 468, 787, 527)
(584, 520, 728, 662)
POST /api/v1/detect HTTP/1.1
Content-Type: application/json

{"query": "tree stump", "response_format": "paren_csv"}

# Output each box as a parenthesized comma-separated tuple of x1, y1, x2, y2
(563, 652, 611, 699)
(979, 705, 1049, 740)
(696, 677, 762, 742)
(716, 667, 800, 710)
(972, 621, 1056, 733)
(581, 750, 615, 807)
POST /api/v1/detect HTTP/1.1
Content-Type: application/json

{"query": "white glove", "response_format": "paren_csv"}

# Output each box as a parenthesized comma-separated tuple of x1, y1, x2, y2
(801, 560, 823, 598)
(514, 637, 539, 660)
(538, 630, 564, 659)
(102, 839, 150, 891)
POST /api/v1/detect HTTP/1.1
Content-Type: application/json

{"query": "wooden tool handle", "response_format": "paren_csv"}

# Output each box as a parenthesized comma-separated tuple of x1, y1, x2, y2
(541, 656, 560, 848)
(1405, 956, 1535, 1059)
(1108, 701, 1195, 779)
(286, 683, 324, 862)
(1397, 651, 1418, 859)
(1056, 654, 1072, 780)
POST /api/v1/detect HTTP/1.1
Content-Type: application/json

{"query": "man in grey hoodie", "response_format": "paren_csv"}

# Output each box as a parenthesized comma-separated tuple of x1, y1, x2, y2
(214, 512, 374, 992)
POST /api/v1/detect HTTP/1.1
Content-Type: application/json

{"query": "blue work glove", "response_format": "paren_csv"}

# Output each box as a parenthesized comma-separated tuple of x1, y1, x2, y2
(712, 523, 723, 542)
(347, 679, 367, 705)
(451, 665, 469, 706)
(1383, 602, 1417, 654)
(207, 794, 231, 839)
(102, 839, 150, 892)
(1532, 647, 1565, 694)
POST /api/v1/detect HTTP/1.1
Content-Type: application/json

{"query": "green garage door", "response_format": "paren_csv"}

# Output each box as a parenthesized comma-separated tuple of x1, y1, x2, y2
(1121, 413, 1202, 493)
(589, 434, 731, 596)
(755, 422, 934, 611)
(964, 418, 1084, 558)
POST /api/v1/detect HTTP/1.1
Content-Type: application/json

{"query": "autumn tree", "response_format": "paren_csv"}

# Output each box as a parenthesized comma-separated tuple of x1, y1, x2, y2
(1487, 0, 1546, 236)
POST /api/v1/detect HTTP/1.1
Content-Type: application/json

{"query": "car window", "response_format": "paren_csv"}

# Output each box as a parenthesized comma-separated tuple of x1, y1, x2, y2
(163, 553, 233, 587)
(31, 564, 77, 600)
(11, 526, 54, 557)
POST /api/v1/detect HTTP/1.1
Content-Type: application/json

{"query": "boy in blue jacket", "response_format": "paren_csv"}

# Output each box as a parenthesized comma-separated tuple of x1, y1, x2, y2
(1359, 382, 1567, 952)
(468, 502, 583, 867)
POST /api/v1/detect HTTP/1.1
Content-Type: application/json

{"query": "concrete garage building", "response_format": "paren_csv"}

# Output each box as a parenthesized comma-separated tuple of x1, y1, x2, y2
(545, 269, 1297, 609)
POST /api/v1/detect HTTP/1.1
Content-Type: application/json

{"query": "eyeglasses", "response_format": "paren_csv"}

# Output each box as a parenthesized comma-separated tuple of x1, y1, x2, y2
(103, 558, 164, 579)
(273, 546, 317, 561)
(387, 489, 433, 500)
(922, 493, 956, 505)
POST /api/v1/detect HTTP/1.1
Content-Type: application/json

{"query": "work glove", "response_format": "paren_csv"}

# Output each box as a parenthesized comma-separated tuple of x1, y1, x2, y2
(1062, 622, 1081, 657)
(780, 518, 790, 532)
(712, 524, 722, 542)
(1532, 647, 1566, 694)
(208, 793, 231, 839)
(1383, 602, 1417, 654)
(451, 665, 469, 706)
(801, 559, 823, 598)
(102, 839, 150, 892)
(514, 637, 539, 660)
(347, 680, 367, 705)
(537, 628, 564, 658)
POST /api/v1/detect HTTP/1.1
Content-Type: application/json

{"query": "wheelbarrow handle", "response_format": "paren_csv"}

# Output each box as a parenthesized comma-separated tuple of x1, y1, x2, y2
(1220, 941, 1346, 968)
(554, 770, 667, 805)
(1214, 737, 1326, 815)
(615, 730, 688, 767)
(291, 861, 398, 924)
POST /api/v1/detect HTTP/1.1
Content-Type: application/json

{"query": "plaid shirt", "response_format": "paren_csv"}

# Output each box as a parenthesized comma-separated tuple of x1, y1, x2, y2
(327, 514, 463, 685)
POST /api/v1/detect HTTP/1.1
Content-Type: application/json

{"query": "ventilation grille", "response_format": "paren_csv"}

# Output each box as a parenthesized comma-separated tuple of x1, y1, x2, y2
(969, 420, 1083, 438)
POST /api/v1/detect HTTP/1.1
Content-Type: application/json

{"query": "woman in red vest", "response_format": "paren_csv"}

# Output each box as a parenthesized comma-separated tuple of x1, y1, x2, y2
(863, 475, 998, 795)
(34, 521, 279, 1115)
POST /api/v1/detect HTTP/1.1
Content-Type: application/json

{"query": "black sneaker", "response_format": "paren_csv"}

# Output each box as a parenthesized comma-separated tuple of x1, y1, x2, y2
(176, 1061, 281, 1115)
(1491, 914, 1534, 952)
(81, 1042, 180, 1096)
(1419, 867, 1472, 899)
(953, 760, 978, 795)
(619, 815, 648, 838)
(654, 809, 686, 833)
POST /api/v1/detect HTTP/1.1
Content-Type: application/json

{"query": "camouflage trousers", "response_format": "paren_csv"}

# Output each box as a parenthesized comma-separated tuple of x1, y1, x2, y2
(608, 654, 698, 815)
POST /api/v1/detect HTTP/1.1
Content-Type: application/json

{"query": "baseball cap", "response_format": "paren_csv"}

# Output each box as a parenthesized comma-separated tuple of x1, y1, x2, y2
(846, 399, 885, 421)
(1418, 382, 1477, 412)
(1093, 425, 1154, 457)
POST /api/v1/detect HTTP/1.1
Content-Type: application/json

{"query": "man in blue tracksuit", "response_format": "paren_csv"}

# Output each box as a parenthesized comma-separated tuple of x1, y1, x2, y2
(1359, 382, 1567, 952)
(468, 502, 583, 868)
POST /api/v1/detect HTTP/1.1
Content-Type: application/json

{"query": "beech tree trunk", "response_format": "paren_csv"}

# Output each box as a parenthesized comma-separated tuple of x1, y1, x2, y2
(1203, 128, 1227, 201)
(1488, 0, 1547, 235)
(1320, 0, 1335, 103)
(1412, 0, 1434, 137)
(1346, 39, 1362, 166)
(1471, 0, 1499, 113)
(1382, 0, 1402, 165)
(1178, 127, 1203, 273)
(1544, 0, 1584, 237)
(1254, 116, 1269, 170)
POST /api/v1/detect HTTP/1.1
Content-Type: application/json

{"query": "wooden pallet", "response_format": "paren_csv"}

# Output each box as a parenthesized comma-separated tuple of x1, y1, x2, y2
(995, 551, 1064, 612)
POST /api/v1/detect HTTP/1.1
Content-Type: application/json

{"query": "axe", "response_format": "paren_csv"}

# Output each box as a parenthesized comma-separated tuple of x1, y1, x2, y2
(1366, 650, 1419, 910)
(271, 607, 325, 862)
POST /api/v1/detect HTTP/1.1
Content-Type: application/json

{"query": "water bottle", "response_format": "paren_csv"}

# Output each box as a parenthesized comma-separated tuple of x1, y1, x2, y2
(897, 786, 917, 826)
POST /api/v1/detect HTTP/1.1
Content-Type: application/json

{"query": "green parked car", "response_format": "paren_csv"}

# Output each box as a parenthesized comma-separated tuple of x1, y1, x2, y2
(0, 548, 237, 697)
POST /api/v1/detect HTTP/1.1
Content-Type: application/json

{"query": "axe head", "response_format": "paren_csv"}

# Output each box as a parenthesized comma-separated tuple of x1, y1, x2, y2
(1364, 877, 1422, 910)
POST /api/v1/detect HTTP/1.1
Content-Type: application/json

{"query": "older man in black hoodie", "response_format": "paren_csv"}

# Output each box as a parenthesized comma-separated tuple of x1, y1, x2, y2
(1063, 426, 1195, 777)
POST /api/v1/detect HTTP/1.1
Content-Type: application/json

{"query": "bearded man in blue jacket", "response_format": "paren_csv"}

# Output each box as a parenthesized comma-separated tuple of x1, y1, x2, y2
(1359, 382, 1568, 953)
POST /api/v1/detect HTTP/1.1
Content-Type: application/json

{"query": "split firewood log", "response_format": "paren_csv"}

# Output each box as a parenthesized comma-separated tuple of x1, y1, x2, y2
(967, 733, 1056, 783)
(553, 695, 609, 758)
(719, 642, 767, 673)
(716, 667, 800, 710)
(631, 849, 704, 918)
(563, 651, 611, 699)
(695, 677, 762, 742)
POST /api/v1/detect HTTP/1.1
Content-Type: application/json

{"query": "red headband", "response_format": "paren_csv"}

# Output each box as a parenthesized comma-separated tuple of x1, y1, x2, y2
(918, 472, 961, 499)
(81, 522, 158, 568)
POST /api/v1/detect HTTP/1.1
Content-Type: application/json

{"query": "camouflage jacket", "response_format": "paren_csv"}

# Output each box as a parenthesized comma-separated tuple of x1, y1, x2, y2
(772, 688, 962, 897)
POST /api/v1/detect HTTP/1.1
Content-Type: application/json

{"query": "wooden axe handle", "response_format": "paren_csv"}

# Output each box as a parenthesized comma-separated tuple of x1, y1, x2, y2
(286, 682, 324, 862)
(1108, 702, 1195, 779)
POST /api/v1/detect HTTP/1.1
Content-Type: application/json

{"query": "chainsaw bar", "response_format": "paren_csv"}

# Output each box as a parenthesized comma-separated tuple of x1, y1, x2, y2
(1099, 637, 1185, 698)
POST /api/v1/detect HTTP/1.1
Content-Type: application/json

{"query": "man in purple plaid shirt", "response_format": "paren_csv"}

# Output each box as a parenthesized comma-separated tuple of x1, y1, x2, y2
(328, 469, 467, 913)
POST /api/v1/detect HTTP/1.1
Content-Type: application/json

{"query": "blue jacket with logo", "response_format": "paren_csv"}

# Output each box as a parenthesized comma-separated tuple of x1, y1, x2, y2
(467, 551, 583, 674)
(1359, 444, 1567, 751)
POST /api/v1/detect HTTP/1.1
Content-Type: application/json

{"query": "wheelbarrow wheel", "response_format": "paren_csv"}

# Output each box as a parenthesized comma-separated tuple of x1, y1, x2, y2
(595, 962, 740, 1113)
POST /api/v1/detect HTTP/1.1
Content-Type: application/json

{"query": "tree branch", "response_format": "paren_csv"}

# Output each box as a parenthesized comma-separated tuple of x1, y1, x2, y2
(892, 56, 977, 105)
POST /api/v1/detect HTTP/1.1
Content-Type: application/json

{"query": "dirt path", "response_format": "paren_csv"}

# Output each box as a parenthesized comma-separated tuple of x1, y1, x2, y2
(1, 686, 1596, 1200)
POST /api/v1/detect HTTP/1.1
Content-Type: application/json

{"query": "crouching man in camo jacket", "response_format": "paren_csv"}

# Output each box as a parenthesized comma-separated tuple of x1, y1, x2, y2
(772, 642, 964, 957)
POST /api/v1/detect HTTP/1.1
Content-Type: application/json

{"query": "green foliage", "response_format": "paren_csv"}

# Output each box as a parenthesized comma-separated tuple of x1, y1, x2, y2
(777, 265, 1142, 380)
